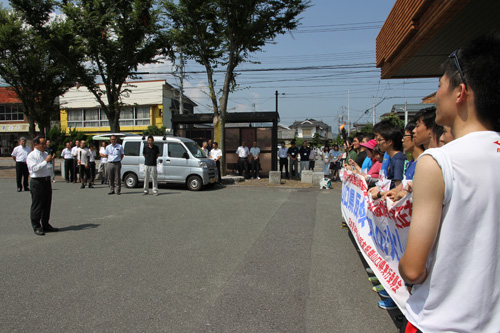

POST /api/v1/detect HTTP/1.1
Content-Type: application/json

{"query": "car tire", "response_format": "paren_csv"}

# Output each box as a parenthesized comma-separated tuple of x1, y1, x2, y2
(187, 175, 202, 191)
(124, 173, 138, 188)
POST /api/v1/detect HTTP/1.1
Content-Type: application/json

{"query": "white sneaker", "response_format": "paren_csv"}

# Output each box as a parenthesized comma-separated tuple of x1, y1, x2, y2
(143, 191, 148, 195)
(257, 177, 261, 179)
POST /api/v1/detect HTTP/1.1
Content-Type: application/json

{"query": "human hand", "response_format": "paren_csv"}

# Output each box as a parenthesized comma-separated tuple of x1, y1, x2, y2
(45, 154, 53, 162)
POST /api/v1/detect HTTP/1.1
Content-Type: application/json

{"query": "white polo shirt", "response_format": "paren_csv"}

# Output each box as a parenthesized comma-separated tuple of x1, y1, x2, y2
(11, 145, 31, 162)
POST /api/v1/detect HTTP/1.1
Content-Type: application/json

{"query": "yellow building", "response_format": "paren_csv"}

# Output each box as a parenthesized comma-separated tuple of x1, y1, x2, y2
(60, 80, 196, 135)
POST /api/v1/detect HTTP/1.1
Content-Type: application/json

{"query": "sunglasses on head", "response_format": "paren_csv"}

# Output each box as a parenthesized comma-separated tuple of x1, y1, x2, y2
(449, 49, 468, 90)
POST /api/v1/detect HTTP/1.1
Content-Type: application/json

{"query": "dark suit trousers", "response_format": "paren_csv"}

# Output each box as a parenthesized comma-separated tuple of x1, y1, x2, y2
(30, 177, 52, 230)
(16, 162, 29, 189)
(279, 158, 289, 178)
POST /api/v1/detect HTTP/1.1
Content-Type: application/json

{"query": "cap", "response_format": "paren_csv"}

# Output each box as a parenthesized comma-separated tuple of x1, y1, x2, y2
(360, 139, 377, 150)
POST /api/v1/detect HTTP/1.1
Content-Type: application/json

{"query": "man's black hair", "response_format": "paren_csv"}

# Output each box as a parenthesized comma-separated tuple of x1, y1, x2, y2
(354, 132, 364, 142)
(33, 136, 43, 144)
(441, 33, 500, 131)
(363, 133, 375, 141)
(148, 135, 154, 140)
(432, 124, 444, 141)
(373, 119, 403, 151)
(413, 106, 436, 131)
(405, 121, 417, 137)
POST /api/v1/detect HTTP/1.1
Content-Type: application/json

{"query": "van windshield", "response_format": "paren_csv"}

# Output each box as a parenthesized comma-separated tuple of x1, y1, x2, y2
(185, 142, 207, 158)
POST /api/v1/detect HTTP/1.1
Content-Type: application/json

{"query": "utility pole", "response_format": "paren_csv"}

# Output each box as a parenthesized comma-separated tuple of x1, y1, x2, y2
(178, 52, 184, 116)
(373, 96, 376, 126)
(404, 100, 408, 126)
(347, 89, 350, 136)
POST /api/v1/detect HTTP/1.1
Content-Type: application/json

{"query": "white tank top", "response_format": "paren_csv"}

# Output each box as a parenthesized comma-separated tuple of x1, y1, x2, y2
(405, 131, 500, 332)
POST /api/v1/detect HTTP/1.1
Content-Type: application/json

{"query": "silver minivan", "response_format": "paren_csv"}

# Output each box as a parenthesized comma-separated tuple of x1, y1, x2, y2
(120, 136, 217, 191)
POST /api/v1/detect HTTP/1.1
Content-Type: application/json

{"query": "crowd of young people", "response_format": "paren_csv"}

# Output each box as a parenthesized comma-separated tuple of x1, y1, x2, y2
(342, 33, 500, 332)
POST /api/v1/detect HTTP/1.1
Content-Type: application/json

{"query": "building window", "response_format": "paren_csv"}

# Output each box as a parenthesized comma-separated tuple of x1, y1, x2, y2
(67, 106, 151, 128)
(302, 129, 312, 137)
(0, 104, 24, 122)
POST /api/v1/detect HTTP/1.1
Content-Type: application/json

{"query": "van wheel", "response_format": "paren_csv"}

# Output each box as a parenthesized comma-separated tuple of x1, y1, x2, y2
(124, 173, 138, 188)
(187, 175, 202, 191)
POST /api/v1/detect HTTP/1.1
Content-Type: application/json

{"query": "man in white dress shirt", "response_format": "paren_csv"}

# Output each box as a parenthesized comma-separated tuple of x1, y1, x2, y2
(236, 141, 249, 178)
(105, 135, 125, 195)
(71, 140, 80, 183)
(11, 137, 31, 192)
(26, 136, 58, 236)
(209, 141, 222, 183)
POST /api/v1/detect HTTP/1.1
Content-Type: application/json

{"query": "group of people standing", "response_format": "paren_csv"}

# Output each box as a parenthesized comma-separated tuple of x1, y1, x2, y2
(278, 140, 317, 180)
(60, 140, 97, 188)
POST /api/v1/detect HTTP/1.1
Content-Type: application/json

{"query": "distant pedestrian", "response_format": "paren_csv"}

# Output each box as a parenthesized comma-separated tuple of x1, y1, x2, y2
(71, 140, 80, 183)
(287, 141, 299, 180)
(77, 141, 93, 189)
(99, 141, 108, 184)
(26, 136, 58, 236)
(88, 144, 96, 184)
(321, 146, 331, 178)
(209, 142, 222, 183)
(278, 141, 289, 179)
(299, 141, 310, 178)
(61, 142, 74, 183)
(207, 139, 213, 156)
(143, 135, 159, 196)
(11, 137, 31, 192)
(105, 135, 124, 195)
(202, 141, 209, 156)
(45, 139, 56, 182)
(308, 143, 316, 170)
(249, 141, 261, 179)
(236, 141, 249, 178)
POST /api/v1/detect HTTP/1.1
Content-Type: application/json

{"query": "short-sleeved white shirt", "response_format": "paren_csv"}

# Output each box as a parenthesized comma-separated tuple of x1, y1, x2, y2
(11, 145, 31, 162)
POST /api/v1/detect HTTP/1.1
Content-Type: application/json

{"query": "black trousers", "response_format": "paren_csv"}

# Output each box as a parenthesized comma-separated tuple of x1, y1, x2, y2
(30, 177, 52, 230)
(279, 157, 288, 178)
(238, 157, 249, 177)
(79, 165, 90, 183)
(309, 160, 315, 170)
(64, 159, 74, 182)
(16, 161, 29, 189)
(88, 161, 96, 182)
(73, 159, 79, 181)
(216, 160, 221, 183)
(251, 158, 260, 178)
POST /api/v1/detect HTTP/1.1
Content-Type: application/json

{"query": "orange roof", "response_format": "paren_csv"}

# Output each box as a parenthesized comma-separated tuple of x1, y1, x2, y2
(0, 87, 21, 104)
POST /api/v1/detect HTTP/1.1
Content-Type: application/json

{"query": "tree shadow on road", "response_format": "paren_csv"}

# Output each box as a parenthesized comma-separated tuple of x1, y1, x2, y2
(59, 223, 100, 232)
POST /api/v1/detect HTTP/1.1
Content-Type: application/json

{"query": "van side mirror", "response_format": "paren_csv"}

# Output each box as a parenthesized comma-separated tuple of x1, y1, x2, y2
(183, 152, 189, 159)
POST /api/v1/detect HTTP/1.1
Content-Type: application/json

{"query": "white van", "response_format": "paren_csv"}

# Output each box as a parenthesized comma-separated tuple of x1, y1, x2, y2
(120, 136, 217, 191)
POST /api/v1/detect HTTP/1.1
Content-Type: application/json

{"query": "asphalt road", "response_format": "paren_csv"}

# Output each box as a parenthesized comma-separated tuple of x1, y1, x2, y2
(0, 178, 399, 332)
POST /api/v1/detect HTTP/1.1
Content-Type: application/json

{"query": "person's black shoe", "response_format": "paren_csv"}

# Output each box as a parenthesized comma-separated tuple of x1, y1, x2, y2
(116, 192, 121, 195)
(89, 184, 94, 188)
(24, 187, 30, 191)
(66, 180, 70, 183)
(44, 226, 59, 232)
(108, 191, 115, 195)
(17, 188, 22, 192)
(34, 229, 45, 236)
(80, 184, 85, 189)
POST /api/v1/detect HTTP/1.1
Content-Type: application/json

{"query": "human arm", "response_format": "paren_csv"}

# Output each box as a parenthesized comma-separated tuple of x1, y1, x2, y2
(398, 155, 444, 285)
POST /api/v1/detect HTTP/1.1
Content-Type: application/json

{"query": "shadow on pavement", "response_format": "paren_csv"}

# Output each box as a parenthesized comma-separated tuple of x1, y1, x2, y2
(59, 223, 100, 232)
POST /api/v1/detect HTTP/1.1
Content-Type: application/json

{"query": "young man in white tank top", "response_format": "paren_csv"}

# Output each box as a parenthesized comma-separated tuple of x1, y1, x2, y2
(399, 34, 500, 332)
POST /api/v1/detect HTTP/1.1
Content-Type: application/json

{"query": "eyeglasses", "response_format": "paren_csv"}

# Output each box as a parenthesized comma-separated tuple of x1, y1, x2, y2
(449, 49, 468, 90)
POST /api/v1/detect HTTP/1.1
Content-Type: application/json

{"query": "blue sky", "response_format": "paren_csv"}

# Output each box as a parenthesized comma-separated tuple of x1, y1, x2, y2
(1, 0, 439, 133)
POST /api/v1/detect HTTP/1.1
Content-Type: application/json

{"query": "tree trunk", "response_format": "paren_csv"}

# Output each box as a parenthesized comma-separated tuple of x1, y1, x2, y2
(27, 114, 37, 139)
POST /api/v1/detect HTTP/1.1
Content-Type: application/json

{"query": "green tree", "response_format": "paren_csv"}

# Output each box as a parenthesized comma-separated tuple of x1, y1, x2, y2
(381, 113, 404, 131)
(163, 0, 310, 174)
(311, 132, 323, 147)
(0, 7, 77, 137)
(12, 0, 169, 133)
(142, 125, 167, 136)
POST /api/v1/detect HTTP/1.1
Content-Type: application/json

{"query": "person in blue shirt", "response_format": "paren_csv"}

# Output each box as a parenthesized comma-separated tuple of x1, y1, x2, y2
(372, 119, 406, 190)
